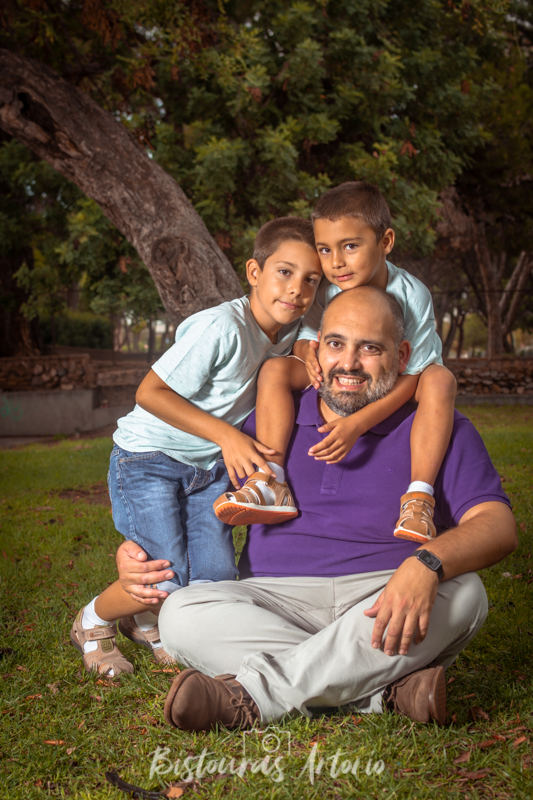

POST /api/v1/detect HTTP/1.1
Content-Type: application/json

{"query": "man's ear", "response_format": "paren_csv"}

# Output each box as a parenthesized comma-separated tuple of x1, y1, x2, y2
(381, 227, 395, 256)
(246, 258, 261, 287)
(398, 340, 411, 373)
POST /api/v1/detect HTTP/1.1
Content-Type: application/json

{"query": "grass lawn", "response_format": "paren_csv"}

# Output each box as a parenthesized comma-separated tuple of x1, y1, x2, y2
(0, 405, 531, 799)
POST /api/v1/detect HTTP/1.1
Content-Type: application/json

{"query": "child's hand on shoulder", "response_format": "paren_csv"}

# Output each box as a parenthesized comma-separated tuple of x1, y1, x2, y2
(308, 415, 364, 463)
(306, 340, 323, 389)
(219, 428, 276, 488)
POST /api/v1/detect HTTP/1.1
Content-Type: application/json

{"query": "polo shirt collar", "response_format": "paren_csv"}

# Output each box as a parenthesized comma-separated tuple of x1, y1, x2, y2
(296, 386, 416, 436)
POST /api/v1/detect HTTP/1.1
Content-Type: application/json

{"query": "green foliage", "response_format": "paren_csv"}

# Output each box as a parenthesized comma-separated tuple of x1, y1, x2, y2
(38, 309, 113, 349)
(1, 0, 531, 341)
(56, 197, 163, 323)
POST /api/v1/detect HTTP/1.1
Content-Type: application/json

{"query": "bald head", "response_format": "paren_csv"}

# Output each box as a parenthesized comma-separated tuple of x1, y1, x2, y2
(317, 286, 410, 418)
(322, 286, 405, 346)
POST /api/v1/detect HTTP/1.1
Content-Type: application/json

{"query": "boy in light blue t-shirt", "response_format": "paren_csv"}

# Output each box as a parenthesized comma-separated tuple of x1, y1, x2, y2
(214, 182, 457, 544)
(70, 217, 321, 677)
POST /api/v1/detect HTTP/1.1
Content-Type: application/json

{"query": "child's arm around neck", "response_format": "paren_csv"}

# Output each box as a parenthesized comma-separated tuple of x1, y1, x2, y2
(309, 374, 419, 463)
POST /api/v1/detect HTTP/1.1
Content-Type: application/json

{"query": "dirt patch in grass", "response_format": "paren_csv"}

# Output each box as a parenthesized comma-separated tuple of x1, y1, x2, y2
(56, 483, 110, 506)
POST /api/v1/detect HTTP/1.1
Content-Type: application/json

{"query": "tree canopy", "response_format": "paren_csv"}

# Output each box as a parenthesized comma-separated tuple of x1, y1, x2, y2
(1, 0, 531, 355)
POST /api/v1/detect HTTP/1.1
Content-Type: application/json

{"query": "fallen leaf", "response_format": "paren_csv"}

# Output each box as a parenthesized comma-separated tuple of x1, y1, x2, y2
(478, 737, 505, 748)
(44, 740, 66, 745)
(458, 768, 491, 780)
(47, 683, 59, 695)
(152, 668, 179, 674)
(454, 751, 471, 764)
(470, 706, 490, 721)
(513, 736, 527, 747)
(166, 786, 184, 798)
(66, 747, 77, 755)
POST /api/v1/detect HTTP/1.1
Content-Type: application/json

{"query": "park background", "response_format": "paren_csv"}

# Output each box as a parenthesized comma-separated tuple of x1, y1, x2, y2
(0, 1, 531, 798)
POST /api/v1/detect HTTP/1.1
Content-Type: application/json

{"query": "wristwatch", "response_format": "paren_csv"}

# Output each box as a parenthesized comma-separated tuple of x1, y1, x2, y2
(409, 549, 444, 581)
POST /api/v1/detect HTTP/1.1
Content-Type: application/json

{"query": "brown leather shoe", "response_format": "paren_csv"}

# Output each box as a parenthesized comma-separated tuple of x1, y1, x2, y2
(385, 666, 446, 724)
(164, 668, 260, 731)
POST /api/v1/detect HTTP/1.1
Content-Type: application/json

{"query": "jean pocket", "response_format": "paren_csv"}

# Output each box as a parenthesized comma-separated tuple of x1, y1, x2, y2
(116, 449, 164, 464)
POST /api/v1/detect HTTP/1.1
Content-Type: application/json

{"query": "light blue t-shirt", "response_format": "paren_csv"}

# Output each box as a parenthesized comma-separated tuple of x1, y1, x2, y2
(297, 261, 443, 375)
(113, 296, 301, 469)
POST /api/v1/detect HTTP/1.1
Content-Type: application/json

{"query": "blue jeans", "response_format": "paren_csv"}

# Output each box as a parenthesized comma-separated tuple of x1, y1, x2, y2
(108, 446, 237, 590)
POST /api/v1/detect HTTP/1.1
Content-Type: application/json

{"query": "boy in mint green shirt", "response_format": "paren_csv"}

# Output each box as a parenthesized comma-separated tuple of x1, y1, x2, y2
(70, 216, 321, 678)
(214, 182, 456, 544)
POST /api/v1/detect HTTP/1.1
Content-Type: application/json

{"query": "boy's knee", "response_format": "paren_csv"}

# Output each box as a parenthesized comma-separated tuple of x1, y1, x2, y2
(419, 364, 457, 400)
(257, 355, 293, 386)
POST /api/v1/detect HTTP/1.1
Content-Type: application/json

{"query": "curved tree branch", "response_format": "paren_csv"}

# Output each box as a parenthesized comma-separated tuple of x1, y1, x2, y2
(0, 48, 242, 321)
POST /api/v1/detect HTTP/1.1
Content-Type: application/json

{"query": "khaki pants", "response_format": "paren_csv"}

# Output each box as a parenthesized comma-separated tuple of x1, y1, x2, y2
(158, 571, 488, 722)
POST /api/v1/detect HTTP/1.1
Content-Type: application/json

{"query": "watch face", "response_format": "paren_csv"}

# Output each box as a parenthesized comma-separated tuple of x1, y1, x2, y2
(419, 550, 441, 571)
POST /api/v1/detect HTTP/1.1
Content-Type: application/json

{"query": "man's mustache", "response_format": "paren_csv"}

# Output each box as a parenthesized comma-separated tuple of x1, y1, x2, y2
(326, 368, 372, 386)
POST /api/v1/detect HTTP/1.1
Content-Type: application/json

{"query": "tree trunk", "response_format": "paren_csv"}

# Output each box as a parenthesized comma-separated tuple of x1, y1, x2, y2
(472, 222, 505, 357)
(0, 49, 242, 322)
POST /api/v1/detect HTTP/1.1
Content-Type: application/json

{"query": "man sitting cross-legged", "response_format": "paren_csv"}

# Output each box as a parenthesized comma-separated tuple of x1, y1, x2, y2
(117, 286, 517, 730)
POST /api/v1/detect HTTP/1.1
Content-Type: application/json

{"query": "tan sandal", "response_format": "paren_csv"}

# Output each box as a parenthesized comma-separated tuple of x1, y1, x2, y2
(213, 471, 298, 525)
(393, 491, 436, 543)
(70, 608, 134, 677)
(119, 616, 176, 665)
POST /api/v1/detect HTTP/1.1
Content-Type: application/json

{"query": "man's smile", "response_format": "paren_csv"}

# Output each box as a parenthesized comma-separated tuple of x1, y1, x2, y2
(334, 374, 367, 389)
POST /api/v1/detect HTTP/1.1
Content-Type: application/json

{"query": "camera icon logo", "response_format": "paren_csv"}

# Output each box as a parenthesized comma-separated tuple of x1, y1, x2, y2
(241, 726, 291, 756)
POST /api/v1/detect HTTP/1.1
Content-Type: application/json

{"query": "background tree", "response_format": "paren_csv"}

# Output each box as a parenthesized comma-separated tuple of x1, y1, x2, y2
(1, 0, 531, 355)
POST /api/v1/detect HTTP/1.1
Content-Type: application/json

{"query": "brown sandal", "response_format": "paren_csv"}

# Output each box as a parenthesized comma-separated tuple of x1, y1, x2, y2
(70, 608, 134, 677)
(119, 616, 176, 665)
(213, 472, 298, 525)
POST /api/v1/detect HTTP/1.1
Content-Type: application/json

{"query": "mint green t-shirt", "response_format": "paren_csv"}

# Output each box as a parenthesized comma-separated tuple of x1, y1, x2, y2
(113, 297, 301, 469)
(297, 261, 443, 375)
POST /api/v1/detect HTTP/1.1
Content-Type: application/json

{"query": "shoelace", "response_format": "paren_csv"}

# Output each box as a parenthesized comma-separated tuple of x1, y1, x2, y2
(228, 689, 258, 727)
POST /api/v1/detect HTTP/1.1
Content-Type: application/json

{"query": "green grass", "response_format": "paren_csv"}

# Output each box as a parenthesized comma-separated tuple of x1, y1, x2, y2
(1, 406, 531, 799)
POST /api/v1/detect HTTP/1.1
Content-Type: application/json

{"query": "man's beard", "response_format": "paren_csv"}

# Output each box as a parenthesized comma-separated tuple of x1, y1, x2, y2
(318, 364, 398, 416)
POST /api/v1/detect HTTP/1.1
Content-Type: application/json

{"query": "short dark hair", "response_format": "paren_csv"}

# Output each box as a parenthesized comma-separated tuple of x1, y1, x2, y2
(312, 181, 392, 242)
(253, 216, 315, 268)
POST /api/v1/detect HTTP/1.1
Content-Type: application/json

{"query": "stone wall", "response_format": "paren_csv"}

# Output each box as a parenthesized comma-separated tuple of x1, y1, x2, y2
(0, 354, 96, 391)
(446, 358, 533, 396)
(1, 354, 533, 437)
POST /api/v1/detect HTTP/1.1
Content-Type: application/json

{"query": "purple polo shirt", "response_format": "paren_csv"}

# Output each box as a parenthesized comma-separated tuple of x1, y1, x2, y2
(239, 388, 510, 578)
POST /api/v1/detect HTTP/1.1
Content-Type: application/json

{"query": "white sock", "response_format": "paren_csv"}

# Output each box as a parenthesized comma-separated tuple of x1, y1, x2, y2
(266, 462, 286, 483)
(407, 481, 434, 497)
(244, 462, 285, 505)
(81, 597, 114, 654)
(133, 611, 162, 649)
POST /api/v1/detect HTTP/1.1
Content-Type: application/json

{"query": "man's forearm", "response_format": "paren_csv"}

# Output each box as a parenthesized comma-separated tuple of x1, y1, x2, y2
(412, 502, 517, 581)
